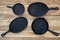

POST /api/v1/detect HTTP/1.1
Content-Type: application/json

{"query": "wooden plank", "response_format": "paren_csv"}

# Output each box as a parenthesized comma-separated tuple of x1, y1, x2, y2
(0, 25, 60, 31)
(0, 0, 60, 5)
(27, 0, 60, 5)
(0, 0, 27, 5)
(0, 19, 60, 27)
(0, 37, 60, 40)
(26, 0, 60, 4)
(0, 16, 60, 20)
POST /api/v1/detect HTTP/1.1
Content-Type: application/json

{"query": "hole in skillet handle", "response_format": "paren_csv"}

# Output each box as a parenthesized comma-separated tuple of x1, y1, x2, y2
(48, 29, 59, 36)
(1, 30, 10, 37)
(49, 7, 59, 10)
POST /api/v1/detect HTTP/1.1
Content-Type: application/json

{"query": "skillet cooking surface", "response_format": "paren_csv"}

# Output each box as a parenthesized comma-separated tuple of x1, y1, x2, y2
(13, 3, 24, 15)
(32, 18, 48, 34)
(9, 17, 28, 33)
(28, 2, 48, 17)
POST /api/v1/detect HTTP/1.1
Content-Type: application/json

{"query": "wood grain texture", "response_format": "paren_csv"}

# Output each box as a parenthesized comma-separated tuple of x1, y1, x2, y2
(0, 0, 60, 5)
(0, 0, 60, 40)
(0, 37, 60, 40)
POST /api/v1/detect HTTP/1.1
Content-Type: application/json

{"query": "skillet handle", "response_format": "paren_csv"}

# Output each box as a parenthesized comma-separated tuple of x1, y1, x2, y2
(49, 7, 59, 10)
(7, 6, 12, 8)
(48, 29, 59, 36)
(1, 30, 9, 37)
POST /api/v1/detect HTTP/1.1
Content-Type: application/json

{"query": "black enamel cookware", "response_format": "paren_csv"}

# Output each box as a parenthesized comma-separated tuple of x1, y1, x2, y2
(32, 18, 59, 36)
(1, 17, 28, 37)
(28, 2, 59, 17)
(7, 3, 24, 15)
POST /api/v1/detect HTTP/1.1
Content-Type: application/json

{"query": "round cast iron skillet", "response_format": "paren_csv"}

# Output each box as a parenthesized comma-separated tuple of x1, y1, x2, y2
(7, 3, 24, 15)
(32, 18, 59, 36)
(1, 17, 28, 37)
(28, 2, 59, 17)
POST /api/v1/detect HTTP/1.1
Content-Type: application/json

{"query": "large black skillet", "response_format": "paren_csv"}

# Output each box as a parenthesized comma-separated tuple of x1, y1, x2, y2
(1, 17, 28, 37)
(28, 2, 59, 17)
(7, 3, 24, 15)
(32, 18, 59, 36)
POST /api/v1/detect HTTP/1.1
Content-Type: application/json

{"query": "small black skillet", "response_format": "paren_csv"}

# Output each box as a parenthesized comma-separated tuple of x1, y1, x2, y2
(28, 2, 59, 17)
(32, 18, 59, 36)
(7, 3, 24, 15)
(1, 17, 28, 37)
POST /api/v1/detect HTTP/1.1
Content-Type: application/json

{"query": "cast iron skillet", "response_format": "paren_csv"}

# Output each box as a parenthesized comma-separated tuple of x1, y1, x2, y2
(7, 3, 24, 15)
(32, 18, 59, 36)
(28, 2, 59, 17)
(1, 17, 28, 37)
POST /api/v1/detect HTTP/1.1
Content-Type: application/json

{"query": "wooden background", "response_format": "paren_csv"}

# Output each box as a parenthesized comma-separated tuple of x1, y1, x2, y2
(0, 0, 60, 40)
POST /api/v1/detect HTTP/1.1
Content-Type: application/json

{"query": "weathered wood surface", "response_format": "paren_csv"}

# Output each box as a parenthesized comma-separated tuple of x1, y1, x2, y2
(0, 0, 60, 40)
